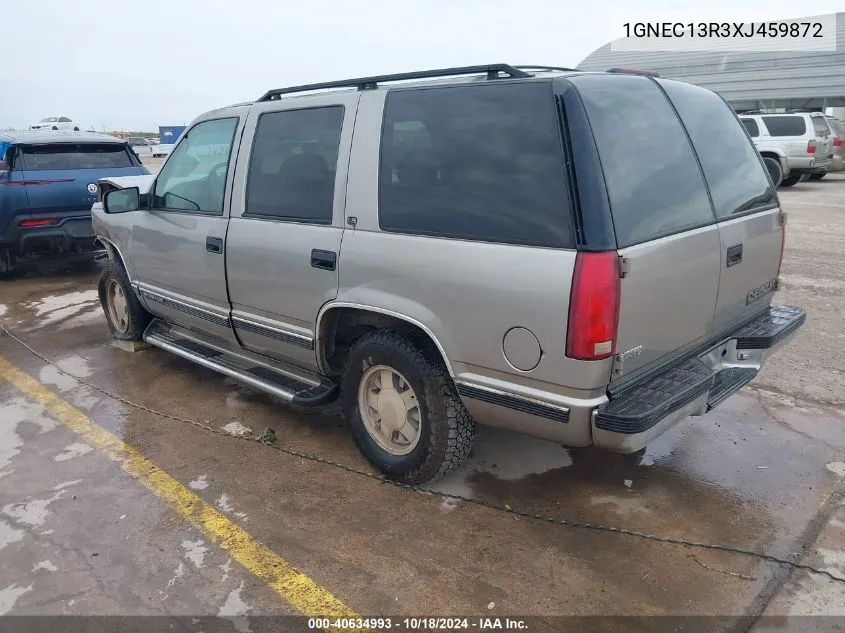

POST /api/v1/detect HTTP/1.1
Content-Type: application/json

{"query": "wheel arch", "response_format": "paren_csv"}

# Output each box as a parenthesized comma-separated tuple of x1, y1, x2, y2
(315, 303, 455, 378)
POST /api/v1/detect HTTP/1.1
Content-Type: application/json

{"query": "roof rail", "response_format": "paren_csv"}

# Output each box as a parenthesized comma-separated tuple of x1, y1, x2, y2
(258, 64, 531, 101)
(607, 67, 660, 77)
(514, 65, 580, 72)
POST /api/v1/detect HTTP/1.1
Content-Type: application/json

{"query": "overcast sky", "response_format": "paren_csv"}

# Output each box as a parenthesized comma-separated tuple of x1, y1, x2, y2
(2, 0, 842, 131)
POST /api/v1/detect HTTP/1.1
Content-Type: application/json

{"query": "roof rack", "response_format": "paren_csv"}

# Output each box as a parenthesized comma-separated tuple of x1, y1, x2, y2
(514, 65, 580, 72)
(258, 64, 531, 101)
(607, 67, 660, 77)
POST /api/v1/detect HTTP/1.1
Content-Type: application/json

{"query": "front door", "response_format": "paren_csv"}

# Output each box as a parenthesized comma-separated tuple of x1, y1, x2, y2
(130, 116, 242, 346)
(225, 94, 359, 371)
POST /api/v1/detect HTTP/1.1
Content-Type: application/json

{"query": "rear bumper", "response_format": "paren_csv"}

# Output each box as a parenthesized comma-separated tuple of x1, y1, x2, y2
(830, 154, 845, 172)
(457, 305, 805, 452)
(789, 156, 833, 174)
(592, 305, 805, 452)
(0, 213, 98, 257)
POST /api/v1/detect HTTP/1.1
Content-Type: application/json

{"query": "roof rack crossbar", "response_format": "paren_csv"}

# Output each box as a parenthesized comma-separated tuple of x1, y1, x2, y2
(258, 64, 531, 101)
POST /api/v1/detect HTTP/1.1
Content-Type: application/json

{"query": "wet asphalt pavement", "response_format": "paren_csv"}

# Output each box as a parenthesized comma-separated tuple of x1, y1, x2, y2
(0, 166, 844, 631)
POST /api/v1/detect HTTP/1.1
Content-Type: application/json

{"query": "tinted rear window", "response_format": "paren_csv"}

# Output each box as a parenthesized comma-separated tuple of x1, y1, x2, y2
(378, 82, 573, 248)
(762, 116, 806, 137)
(812, 116, 831, 136)
(20, 143, 133, 170)
(741, 118, 759, 137)
(571, 74, 714, 248)
(659, 80, 775, 218)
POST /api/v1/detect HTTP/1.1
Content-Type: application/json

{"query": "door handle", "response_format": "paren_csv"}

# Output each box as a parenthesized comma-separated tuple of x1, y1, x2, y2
(726, 243, 743, 267)
(310, 249, 337, 271)
(206, 237, 224, 254)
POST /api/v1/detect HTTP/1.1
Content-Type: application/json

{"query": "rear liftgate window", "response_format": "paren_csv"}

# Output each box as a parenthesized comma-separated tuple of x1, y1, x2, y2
(378, 82, 574, 248)
(659, 80, 775, 218)
(20, 144, 134, 170)
(570, 74, 714, 248)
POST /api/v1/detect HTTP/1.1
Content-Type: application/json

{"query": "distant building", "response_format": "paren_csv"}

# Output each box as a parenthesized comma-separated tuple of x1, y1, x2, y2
(578, 12, 845, 116)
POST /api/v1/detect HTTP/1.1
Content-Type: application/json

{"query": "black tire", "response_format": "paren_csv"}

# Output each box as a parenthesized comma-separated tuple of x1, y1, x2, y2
(810, 172, 826, 180)
(341, 329, 475, 484)
(98, 258, 151, 340)
(779, 174, 801, 188)
(51, 126, 58, 130)
(73, 127, 80, 131)
(762, 157, 783, 188)
(0, 247, 15, 279)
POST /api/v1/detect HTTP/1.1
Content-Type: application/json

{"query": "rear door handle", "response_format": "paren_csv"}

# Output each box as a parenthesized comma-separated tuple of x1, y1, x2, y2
(726, 243, 743, 267)
(206, 237, 224, 254)
(310, 249, 337, 271)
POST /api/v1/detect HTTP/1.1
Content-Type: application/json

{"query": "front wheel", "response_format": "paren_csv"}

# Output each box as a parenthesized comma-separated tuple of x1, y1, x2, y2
(341, 329, 475, 484)
(762, 157, 783, 188)
(98, 259, 151, 340)
(779, 174, 802, 188)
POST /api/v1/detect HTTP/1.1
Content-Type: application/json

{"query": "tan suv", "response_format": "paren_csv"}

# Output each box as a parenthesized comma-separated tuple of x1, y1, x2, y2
(91, 64, 805, 484)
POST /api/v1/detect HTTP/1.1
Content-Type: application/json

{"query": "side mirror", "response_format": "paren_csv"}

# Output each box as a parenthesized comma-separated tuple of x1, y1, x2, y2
(103, 187, 141, 214)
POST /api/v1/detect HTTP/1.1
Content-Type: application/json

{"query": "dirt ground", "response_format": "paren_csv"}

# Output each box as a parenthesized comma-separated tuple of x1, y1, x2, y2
(0, 164, 843, 632)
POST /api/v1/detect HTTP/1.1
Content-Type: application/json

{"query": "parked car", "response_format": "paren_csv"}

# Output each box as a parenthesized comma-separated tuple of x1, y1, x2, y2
(92, 64, 805, 484)
(0, 131, 150, 275)
(125, 136, 155, 158)
(29, 116, 80, 131)
(824, 116, 845, 172)
(740, 112, 833, 186)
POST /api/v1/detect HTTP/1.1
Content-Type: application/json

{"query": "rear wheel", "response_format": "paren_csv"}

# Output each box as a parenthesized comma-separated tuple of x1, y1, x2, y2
(341, 329, 475, 484)
(0, 247, 15, 279)
(762, 157, 783, 187)
(779, 174, 802, 188)
(98, 259, 151, 340)
(810, 172, 827, 180)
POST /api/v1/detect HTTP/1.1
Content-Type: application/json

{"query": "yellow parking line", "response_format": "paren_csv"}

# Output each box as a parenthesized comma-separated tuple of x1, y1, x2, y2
(0, 355, 358, 618)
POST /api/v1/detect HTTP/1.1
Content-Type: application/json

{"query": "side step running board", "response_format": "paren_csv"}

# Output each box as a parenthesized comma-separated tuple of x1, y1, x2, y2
(143, 319, 338, 406)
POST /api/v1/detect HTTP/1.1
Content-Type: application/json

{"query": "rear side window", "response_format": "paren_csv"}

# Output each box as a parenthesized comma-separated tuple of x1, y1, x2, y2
(741, 119, 759, 137)
(812, 116, 831, 136)
(378, 82, 573, 248)
(659, 80, 775, 218)
(245, 106, 344, 224)
(19, 143, 134, 170)
(762, 116, 806, 137)
(571, 74, 714, 248)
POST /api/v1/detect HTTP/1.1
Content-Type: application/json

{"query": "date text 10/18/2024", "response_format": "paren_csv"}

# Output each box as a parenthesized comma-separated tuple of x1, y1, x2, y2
(308, 618, 529, 630)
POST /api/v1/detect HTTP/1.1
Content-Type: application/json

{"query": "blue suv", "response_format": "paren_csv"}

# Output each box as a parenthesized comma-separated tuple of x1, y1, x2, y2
(0, 131, 149, 276)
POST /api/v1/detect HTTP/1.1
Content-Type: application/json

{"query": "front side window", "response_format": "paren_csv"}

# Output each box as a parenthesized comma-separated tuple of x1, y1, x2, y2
(378, 82, 573, 248)
(762, 116, 806, 137)
(740, 118, 759, 137)
(19, 143, 134, 170)
(245, 106, 343, 224)
(572, 74, 714, 248)
(59, 117, 72, 123)
(152, 117, 238, 214)
(659, 80, 775, 218)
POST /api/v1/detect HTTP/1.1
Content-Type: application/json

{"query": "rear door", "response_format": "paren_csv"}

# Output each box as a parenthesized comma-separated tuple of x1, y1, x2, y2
(225, 93, 358, 371)
(657, 80, 783, 332)
(759, 115, 811, 162)
(569, 74, 722, 382)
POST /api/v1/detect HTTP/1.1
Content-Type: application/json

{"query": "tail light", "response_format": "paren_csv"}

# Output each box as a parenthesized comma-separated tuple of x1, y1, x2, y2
(807, 140, 816, 154)
(777, 215, 786, 276)
(833, 137, 844, 147)
(20, 218, 58, 228)
(566, 251, 621, 360)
